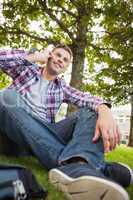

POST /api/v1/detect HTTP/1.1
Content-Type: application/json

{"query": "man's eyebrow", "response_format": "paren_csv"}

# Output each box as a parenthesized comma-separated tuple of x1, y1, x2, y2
(54, 51, 70, 62)
(55, 52, 61, 56)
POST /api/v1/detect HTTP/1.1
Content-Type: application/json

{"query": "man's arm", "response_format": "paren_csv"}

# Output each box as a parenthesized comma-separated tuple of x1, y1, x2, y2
(0, 49, 28, 79)
(62, 81, 120, 153)
(62, 81, 110, 112)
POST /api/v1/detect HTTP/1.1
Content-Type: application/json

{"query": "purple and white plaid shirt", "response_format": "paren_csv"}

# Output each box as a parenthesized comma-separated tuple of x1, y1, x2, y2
(0, 49, 108, 123)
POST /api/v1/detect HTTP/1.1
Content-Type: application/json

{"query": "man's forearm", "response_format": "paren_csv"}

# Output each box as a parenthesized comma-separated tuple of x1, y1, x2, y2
(0, 49, 27, 72)
(0, 49, 27, 60)
(24, 53, 37, 63)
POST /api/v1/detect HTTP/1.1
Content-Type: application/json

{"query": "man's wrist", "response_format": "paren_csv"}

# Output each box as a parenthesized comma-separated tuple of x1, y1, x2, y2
(24, 48, 39, 63)
(97, 104, 111, 114)
(24, 53, 37, 63)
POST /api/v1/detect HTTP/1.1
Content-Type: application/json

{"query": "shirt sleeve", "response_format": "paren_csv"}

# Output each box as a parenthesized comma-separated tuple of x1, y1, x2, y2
(0, 49, 32, 79)
(62, 80, 111, 112)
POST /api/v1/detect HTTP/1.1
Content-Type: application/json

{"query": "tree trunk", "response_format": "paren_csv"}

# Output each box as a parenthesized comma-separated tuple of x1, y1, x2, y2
(66, 3, 91, 115)
(128, 96, 133, 147)
(67, 41, 86, 115)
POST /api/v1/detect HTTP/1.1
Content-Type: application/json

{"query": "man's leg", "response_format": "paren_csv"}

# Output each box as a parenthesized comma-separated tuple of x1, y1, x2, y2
(0, 89, 65, 169)
(49, 163, 129, 200)
(51, 108, 133, 187)
(58, 108, 104, 168)
(49, 108, 130, 200)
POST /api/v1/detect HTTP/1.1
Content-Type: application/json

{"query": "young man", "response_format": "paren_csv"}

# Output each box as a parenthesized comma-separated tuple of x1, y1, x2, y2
(0, 45, 132, 200)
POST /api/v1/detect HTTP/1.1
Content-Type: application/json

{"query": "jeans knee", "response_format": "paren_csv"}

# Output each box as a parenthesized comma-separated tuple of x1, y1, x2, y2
(0, 89, 21, 109)
(77, 107, 97, 120)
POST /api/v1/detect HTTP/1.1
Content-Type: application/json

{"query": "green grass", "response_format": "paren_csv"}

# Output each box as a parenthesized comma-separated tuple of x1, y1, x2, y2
(0, 145, 133, 199)
(106, 145, 133, 199)
(0, 156, 65, 200)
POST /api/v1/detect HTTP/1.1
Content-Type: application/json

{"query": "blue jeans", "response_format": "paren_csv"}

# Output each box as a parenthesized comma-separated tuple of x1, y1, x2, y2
(0, 89, 105, 170)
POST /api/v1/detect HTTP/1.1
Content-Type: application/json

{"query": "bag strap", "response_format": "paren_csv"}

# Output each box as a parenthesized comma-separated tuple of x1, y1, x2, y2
(0, 164, 26, 170)
(0, 180, 13, 189)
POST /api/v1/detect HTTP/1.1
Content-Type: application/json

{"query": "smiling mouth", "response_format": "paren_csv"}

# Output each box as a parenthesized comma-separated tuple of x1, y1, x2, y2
(54, 62, 63, 68)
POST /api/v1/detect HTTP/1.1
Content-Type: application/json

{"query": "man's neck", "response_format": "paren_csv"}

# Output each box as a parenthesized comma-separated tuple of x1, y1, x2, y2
(42, 68, 56, 81)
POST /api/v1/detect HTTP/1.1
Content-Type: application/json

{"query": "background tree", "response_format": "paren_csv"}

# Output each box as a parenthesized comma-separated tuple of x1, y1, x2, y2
(84, 0, 133, 146)
(0, 0, 133, 145)
(0, 0, 100, 113)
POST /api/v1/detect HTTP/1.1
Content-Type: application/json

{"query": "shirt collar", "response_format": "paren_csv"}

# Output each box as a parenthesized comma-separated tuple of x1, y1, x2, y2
(39, 67, 60, 85)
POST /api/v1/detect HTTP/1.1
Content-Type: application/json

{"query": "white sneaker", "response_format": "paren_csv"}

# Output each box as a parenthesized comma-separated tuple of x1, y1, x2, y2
(49, 168, 129, 200)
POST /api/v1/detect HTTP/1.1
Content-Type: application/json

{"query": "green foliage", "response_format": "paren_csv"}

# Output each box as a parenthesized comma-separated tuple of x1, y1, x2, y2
(83, 0, 133, 106)
(0, 0, 74, 48)
(0, 71, 11, 89)
(0, 0, 132, 107)
(0, 0, 98, 114)
(0, 0, 133, 105)
(0, 0, 97, 48)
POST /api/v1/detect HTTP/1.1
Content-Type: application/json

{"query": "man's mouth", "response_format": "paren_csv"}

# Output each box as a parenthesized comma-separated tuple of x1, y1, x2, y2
(54, 62, 63, 68)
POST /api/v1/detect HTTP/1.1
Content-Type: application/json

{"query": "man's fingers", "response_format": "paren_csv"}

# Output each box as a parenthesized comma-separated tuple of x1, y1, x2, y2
(102, 130, 110, 153)
(92, 125, 100, 142)
(94, 115, 121, 153)
(113, 126, 120, 148)
(49, 52, 53, 58)
(93, 125, 111, 152)
(108, 125, 121, 150)
(108, 129, 116, 150)
(116, 125, 121, 144)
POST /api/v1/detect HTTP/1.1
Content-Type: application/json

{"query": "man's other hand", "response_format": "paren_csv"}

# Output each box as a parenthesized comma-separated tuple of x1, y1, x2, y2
(92, 104, 121, 153)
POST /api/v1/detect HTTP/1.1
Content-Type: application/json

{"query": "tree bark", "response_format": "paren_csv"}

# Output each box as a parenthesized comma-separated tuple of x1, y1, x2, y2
(128, 95, 133, 147)
(67, 41, 86, 115)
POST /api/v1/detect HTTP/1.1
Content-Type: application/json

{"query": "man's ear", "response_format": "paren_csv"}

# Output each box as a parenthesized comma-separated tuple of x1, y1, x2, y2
(49, 51, 52, 56)
(47, 56, 52, 63)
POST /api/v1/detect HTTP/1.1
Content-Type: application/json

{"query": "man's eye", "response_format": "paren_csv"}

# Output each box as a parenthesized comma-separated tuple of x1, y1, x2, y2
(56, 53, 61, 57)
(64, 58, 68, 63)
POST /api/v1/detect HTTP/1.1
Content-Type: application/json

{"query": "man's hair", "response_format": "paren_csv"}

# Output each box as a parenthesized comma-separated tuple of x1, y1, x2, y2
(52, 44, 73, 60)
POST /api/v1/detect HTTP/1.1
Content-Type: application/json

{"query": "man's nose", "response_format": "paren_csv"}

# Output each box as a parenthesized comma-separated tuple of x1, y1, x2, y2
(57, 57, 63, 63)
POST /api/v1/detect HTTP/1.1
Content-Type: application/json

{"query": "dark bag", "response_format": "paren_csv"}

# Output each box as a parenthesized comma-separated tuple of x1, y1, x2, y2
(0, 164, 48, 200)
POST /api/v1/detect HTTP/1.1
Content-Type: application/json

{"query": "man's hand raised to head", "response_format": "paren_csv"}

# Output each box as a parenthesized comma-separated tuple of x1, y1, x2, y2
(92, 104, 121, 153)
(24, 47, 52, 64)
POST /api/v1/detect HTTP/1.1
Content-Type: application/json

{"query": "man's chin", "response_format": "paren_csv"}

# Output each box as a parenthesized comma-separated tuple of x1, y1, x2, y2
(48, 68, 60, 76)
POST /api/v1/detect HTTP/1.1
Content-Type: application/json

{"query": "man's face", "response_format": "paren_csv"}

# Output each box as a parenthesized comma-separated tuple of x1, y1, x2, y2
(46, 48, 71, 76)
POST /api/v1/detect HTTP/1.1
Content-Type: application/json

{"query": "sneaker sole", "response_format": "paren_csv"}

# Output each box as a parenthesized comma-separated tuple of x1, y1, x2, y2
(49, 169, 129, 200)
